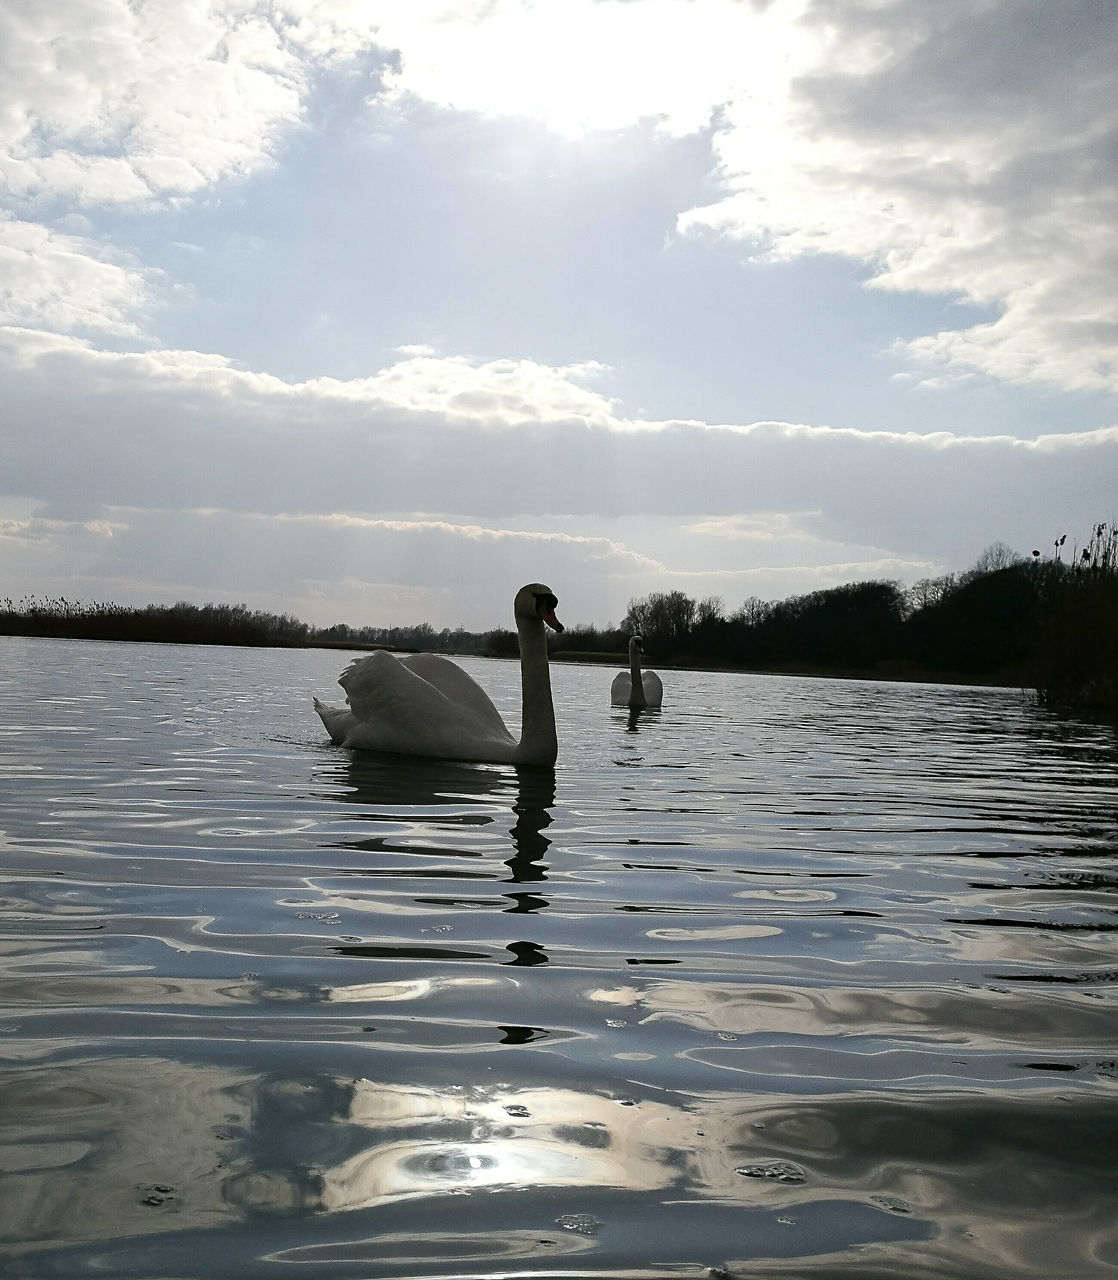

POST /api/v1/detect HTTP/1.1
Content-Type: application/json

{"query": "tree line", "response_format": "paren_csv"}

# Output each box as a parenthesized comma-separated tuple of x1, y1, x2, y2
(2, 524, 1114, 715)
(0, 598, 310, 648)
(574, 527, 1115, 714)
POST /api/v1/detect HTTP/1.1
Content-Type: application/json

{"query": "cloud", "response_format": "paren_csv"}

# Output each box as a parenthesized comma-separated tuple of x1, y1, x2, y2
(363, 0, 770, 138)
(0, 0, 313, 208)
(256, 510, 656, 557)
(4, 1, 1113, 395)
(1, 329, 1113, 624)
(678, 0, 1118, 393)
(0, 218, 155, 336)
(4, 326, 1113, 498)
(684, 513, 824, 542)
(0, 0, 340, 341)
(352, 0, 1118, 393)
(0, 501, 663, 628)
(325, 353, 616, 425)
(1, 2, 1114, 628)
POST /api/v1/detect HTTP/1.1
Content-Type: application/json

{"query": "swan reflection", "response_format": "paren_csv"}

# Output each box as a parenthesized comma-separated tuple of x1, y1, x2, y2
(623, 704, 661, 733)
(321, 750, 511, 810)
(322, 754, 554, 887)
(310, 756, 558, 974)
(504, 765, 554, 892)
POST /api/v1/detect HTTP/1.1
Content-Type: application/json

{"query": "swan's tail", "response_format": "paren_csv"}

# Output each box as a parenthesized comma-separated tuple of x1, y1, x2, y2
(314, 696, 350, 745)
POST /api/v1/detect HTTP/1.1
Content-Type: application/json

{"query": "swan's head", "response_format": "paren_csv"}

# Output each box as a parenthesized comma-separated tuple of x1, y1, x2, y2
(629, 635, 644, 654)
(515, 583, 564, 633)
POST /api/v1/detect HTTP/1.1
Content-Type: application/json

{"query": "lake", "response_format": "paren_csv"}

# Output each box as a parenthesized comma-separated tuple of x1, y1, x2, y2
(1, 634, 1116, 1279)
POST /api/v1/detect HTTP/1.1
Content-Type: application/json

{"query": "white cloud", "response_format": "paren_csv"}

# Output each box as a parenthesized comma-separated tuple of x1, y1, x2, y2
(684, 512, 824, 542)
(0, 0, 312, 208)
(361, 0, 777, 138)
(0, 1, 335, 340)
(0, 500, 663, 628)
(348, 0, 1118, 392)
(0, 513, 119, 544)
(1, 329, 1113, 624)
(678, 0, 1118, 392)
(323, 352, 616, 424)
(3, 1, 1113, 394)
(0, 218, 154, 336)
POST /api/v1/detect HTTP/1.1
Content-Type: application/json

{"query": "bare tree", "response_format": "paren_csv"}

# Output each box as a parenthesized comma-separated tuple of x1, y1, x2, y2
(971, 541, 1022, 574)
(696, 596, 725, 626)
(623, 591, 697, 647)
(907, 574, 957, 611)
(731, 596, 772, 627)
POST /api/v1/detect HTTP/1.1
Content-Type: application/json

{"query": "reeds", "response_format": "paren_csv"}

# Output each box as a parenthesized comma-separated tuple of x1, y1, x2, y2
(1035, 522, 1118, 716)
(0, 597, 310, 646)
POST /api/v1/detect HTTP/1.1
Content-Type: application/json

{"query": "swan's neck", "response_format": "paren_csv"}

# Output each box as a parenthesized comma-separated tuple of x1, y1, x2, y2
(629, 647, 647, 708)
(515, 617, 557, 765)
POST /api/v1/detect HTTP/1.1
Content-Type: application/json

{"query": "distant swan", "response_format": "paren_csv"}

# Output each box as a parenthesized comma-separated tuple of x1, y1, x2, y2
(314, 583, 564, 765)
(611, 635, 663, 708)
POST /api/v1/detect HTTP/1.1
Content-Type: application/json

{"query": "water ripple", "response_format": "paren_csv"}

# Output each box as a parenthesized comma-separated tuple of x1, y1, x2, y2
(1, 637, 1116, 1278)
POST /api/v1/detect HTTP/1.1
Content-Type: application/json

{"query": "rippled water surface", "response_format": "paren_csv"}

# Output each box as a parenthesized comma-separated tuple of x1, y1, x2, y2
(2, 635, 1117, 1279)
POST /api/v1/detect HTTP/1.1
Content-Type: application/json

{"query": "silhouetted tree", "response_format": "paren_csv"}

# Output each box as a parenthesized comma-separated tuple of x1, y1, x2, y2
(749, 580, 906, 668)
(907, 574, 957, 612)
(731, 597, 772, 627)
(482, 627, 518, 657)
(624, 590, 697, 650)
(903, 563, 1045, 674)
(971, 541, 1023, 575)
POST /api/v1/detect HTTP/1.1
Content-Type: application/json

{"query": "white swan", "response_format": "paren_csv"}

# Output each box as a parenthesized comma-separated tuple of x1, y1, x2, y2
(314, 583, 564, 765)
(611, 634, 663, 708)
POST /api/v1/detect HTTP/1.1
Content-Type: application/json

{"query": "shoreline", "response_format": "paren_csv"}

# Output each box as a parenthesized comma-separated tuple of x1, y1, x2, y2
(0, 628, 1034, 692)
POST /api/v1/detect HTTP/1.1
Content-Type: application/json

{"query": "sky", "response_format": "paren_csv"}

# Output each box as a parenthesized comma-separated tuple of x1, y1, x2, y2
(1, 0, 1116, 632)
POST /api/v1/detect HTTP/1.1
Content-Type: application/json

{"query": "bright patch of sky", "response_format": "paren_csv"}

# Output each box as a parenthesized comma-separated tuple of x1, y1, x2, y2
(1, 0, 1115, 629)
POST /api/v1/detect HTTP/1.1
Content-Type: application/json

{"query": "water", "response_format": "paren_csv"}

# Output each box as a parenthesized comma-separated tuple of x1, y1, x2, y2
(1, 635, 1116, 1279)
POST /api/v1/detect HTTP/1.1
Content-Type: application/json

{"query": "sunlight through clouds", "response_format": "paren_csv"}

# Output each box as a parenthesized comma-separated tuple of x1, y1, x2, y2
(3, 1, 1114, 389)
(361, 0, 788, 138)
(357, 1, 1118, 391)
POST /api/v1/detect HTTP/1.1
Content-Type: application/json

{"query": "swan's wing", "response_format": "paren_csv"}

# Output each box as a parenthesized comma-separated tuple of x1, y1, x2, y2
(335, 650, 515, 758)
(610, 672, 631, 704)
(397, 653, 510, 736)
(644, 671, 664, 705)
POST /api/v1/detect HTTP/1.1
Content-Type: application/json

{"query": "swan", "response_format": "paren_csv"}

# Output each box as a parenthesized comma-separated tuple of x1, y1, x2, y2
(314, 583, 564, 765)
(611, 634, 663, 708)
